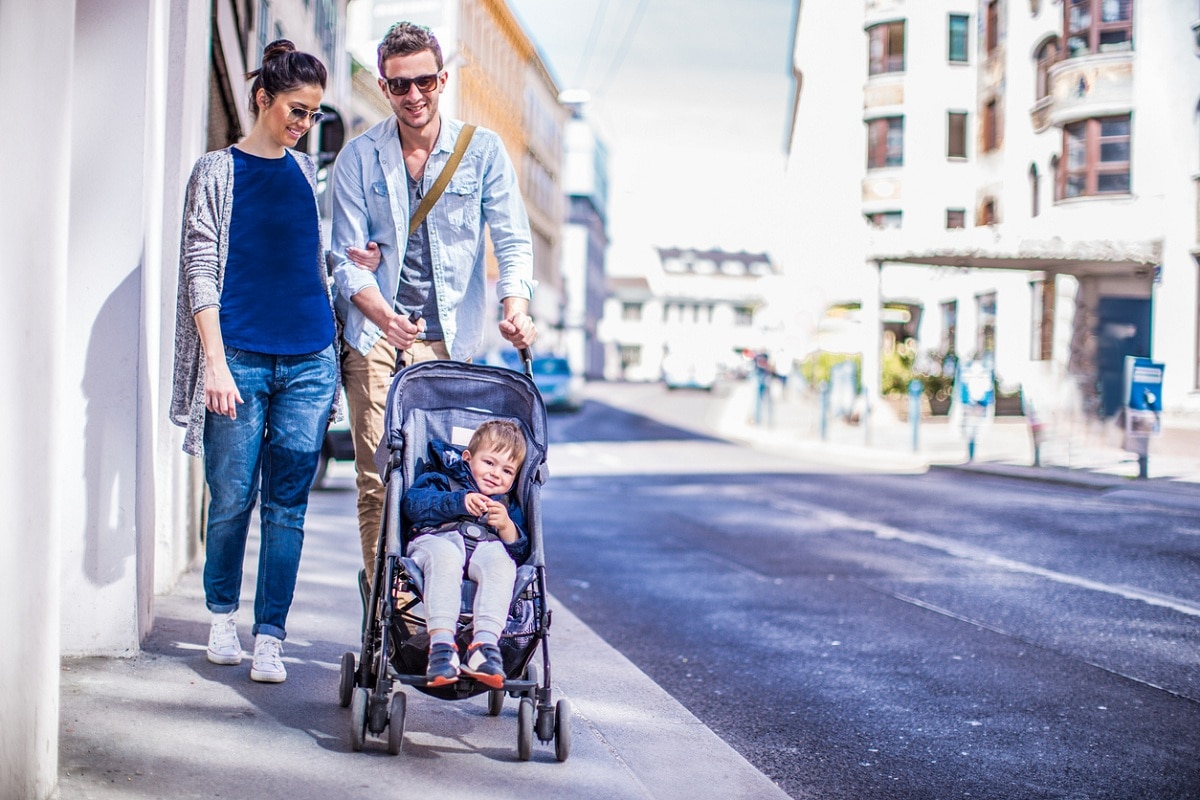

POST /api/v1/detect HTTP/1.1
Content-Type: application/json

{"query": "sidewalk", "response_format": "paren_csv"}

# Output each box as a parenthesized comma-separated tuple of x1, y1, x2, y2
(57, 469, 791, 800)
(716, 380, 1200, 493)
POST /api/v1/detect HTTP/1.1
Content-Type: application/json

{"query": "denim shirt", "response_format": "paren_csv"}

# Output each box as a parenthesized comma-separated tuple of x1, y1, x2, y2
(330, 116, 535, 360)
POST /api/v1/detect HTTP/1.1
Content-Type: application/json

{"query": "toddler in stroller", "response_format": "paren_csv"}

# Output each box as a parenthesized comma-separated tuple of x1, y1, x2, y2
(338, 356, 570, 761)
(403, 420, 530, 688)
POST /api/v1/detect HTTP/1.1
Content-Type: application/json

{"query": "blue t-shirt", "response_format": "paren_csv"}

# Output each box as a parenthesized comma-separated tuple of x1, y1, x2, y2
(221, 148, 334, 355)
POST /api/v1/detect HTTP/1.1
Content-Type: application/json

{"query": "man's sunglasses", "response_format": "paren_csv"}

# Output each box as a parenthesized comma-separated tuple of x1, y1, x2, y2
(383, 73, 441, 96)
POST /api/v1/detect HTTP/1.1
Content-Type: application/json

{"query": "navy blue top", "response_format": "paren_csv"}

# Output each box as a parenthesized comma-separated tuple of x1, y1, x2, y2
(221, 148, 334, 355)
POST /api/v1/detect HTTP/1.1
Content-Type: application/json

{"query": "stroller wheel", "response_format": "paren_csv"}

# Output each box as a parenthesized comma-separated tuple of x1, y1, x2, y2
(523, 659, 541, 698)
(536, 705, 554, 743)
(349, 687, 369, 752)
(338, 652, 356, 708)
(487, 688, 505, 717)
(386, 692, 406, 756)
(554, 699, 573, 762)
(516, 697, 534, 761)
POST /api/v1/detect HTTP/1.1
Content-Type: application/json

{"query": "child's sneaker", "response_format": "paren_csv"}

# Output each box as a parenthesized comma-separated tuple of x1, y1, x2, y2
(461, 642, 505, 689)
(249, 634, 287, 683)
(425, 642, 460, 687)
(206, 611, 242, 666)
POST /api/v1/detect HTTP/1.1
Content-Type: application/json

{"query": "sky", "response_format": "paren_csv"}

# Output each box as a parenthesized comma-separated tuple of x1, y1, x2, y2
(507, 0, 798, 277)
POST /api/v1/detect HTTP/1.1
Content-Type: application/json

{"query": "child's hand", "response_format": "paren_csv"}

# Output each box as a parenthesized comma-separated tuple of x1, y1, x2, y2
(482, 500, 516, 542)
(464, 492, 490, 517)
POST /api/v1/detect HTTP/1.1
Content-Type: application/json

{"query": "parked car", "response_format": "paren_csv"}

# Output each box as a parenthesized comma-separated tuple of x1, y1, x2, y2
(313, 390, 356, 489)
(661, 352, 718, 391)
(531, 355, 583, 412)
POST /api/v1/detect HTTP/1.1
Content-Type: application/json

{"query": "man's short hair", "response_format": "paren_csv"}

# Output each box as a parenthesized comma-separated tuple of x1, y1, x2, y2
(378, 21, 444, 73)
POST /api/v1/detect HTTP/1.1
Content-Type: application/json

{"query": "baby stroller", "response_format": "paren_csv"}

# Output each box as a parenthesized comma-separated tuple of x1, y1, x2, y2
(338, 352, 571, 761)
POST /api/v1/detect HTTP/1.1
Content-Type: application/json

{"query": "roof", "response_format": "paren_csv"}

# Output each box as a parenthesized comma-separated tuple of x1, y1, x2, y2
(655, 247, 777, 277)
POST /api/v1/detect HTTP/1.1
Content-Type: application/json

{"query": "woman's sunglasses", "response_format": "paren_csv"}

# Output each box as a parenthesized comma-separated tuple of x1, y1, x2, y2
(284, 105, 325, 125)
(264, 93, 325, 125)
(383, 73, 441, 96)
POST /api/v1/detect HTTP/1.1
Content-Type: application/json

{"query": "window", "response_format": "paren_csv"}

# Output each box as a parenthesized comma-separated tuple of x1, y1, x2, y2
(621, 302, 643, 321)
(986, 0, 1000, 55)
(982, 98, 999, 153)
(867, 116, 904, 168)
(976, 293, 997, 358)
(979, 197, 998, 226)
(940, 301, 958, 354)
(865, 211, 902, 230)
(734, 306, 754, 326)
(1030, 163, 1041, 217)
(1061, 115, 1131, 197)
(868, 20, 906, 75)
(1065, 0, 1133, 57)
(1034, 38, 1059, 100)
(618, 344, 642, 371)
(946, 209, 966, 229)
(947, 112, 968, 159)
(948, 14, 970, 63)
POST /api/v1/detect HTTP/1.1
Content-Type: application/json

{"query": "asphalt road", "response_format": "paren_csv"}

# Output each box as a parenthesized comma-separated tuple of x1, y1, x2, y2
(540, 386, 1200, 800)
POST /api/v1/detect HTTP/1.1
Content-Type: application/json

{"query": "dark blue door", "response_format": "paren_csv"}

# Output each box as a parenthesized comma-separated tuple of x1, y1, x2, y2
(1095, 297, 1151, 418)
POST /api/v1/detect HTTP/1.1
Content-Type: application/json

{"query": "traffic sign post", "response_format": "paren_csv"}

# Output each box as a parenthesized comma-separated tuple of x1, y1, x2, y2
(1122, 356, 1164, 479)
(956, 360, 995, 462)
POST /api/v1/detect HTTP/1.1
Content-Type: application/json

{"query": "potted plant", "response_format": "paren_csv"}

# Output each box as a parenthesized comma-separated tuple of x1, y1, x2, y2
(913, 349, 956, 415)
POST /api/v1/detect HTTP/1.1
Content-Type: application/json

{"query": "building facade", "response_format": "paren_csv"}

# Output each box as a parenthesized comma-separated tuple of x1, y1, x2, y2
(787, 0, 1200, 428)
(561, 97, 611, 380)
(0, 2, 350, 796)
(602, 248, 782, 382)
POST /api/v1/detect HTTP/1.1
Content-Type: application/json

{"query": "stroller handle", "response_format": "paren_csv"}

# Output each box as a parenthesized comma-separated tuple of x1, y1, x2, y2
(517, 347, 533, 378)
(391, 310, 424, 376)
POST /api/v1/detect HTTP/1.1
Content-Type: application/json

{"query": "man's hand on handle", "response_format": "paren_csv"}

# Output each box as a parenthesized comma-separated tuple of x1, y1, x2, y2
(499, 297, 537, 350)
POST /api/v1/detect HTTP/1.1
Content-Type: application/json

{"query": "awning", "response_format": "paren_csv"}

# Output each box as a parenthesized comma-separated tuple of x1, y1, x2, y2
(869, 230, 1162, 275)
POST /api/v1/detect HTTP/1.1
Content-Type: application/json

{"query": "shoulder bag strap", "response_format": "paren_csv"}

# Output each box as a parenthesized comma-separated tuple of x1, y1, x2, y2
(408, 123, 476, 237)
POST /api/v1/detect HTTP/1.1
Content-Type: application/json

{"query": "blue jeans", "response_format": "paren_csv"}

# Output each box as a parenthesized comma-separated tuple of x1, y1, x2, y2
(202, 344, 336, 640)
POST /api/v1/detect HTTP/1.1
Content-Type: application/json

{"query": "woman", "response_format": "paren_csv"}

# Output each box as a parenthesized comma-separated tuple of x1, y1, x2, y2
(170, 40, 360, 683)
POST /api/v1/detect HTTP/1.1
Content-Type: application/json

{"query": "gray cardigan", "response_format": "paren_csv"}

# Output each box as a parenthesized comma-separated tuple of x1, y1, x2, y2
(169, 146, 341, 457)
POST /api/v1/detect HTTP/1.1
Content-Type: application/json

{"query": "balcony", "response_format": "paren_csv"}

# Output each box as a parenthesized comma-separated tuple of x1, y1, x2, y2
(1044, 51, 1133, 128)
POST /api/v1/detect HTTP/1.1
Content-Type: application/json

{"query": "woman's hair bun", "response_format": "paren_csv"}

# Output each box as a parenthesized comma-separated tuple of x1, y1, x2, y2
(261, 39, 297, 63)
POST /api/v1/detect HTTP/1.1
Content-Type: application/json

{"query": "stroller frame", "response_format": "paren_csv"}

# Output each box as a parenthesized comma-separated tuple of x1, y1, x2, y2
(338, 353, 571, 761)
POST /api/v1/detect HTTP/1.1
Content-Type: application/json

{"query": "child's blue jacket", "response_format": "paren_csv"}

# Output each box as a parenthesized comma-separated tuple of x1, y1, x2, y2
(402, 439, 530, 564)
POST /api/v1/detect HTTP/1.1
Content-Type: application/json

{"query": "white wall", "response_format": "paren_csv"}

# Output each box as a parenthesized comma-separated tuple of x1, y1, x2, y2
(0, 1, 75, 794)
(784, 0, 871, 343)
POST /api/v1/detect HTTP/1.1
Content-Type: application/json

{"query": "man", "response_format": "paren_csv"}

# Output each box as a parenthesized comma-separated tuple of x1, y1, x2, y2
(330, 22, 537, 575)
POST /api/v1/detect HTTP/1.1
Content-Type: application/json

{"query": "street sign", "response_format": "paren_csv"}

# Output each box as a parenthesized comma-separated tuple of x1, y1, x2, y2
(1123, 356, 1163, 441)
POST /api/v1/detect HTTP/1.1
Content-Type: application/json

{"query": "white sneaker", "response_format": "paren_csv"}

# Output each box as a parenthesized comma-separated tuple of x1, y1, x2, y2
(250, 634, 287, 683)
(206, 611, 242, 665)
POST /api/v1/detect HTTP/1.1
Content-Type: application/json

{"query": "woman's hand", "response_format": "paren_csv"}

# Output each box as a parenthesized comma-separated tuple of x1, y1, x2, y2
(347, 242, 381, 273)
(194, 307, 242, 418)
(204, 361, 243, 419)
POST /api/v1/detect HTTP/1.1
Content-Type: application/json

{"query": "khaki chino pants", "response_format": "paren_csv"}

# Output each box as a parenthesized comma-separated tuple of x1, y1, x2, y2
(342, 338, 450, 574)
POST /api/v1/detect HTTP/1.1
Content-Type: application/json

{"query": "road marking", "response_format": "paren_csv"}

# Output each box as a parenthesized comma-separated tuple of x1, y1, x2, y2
(765, 496, 1200, 618)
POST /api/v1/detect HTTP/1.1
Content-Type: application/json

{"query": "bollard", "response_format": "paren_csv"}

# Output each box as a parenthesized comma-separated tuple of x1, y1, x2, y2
(819, 381, 829, 442)
(908, 379, 922, 452)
